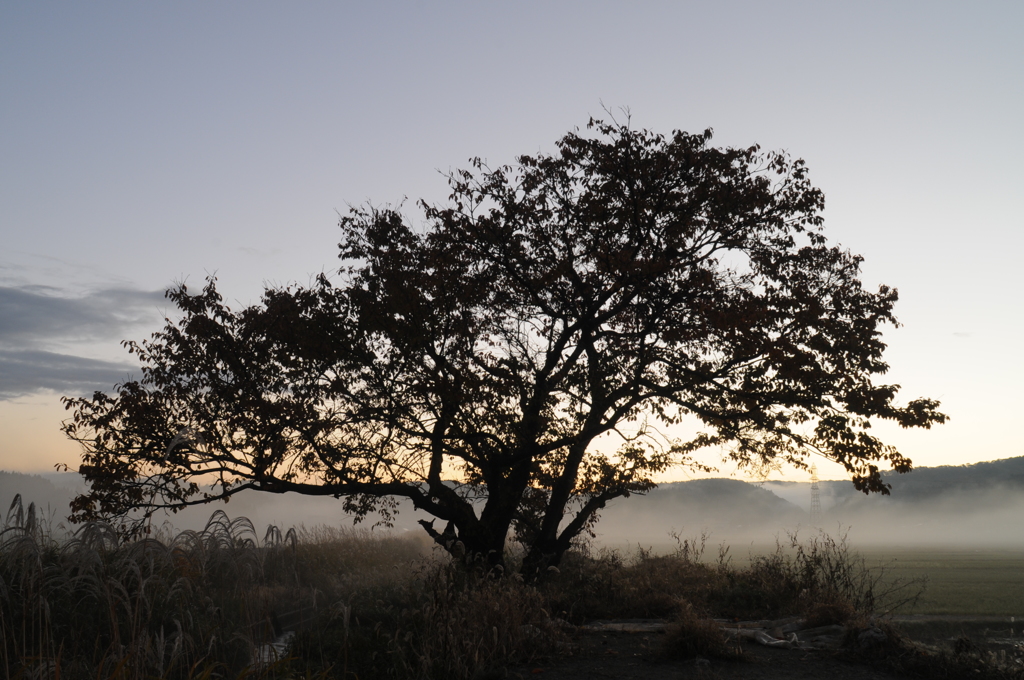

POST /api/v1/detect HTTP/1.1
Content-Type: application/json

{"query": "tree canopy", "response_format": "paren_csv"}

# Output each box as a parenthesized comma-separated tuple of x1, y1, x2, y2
(63, 119, 946, 573)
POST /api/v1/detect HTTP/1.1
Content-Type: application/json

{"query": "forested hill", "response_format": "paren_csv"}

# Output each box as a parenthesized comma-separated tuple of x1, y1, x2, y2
(875, 456, 1024, 499)
(819, 455, 1024, 513)
(0, 471, 79, 524)
(758, 456, 1024, 505)
(759, 456, 1024, 546)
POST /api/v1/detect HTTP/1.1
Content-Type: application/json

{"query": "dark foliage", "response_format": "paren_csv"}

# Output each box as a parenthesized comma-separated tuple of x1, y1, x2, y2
(63, 118, 945, 572)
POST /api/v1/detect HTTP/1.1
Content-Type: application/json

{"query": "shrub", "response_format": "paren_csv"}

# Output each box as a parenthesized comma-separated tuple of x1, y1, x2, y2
(714, 529, 922, 622)
(662, 602, 738, 661)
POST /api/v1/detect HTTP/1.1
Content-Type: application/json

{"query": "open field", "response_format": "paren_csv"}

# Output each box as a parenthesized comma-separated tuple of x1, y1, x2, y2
(743, 545, 1024, 616)
(744, 545, 1024, 616)
(599, 540, 1024, 616)
(858, 548, 1024, 616)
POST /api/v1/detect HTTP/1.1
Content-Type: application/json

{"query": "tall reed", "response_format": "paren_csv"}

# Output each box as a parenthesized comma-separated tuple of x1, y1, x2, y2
(0, 496, 424, 679)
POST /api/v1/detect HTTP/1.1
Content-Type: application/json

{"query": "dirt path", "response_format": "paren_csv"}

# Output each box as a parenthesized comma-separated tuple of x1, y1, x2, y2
(506, 625, 910, 680)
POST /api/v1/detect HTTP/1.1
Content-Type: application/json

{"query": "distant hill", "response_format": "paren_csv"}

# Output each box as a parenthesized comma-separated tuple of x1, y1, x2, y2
(0, 471, 76, 524)
(796, 456, 1024, 514)
(869, 456, 1024, 500)
(768, 457, 1024, 546)
(6, 456, 1024, 547)
(593, 458, 1024, 548)
(593, 478, 807, 548)
(759, 456, 1024, 505)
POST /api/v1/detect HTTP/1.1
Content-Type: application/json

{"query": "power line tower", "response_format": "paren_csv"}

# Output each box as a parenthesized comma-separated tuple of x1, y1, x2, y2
(809, 464, 822, 525)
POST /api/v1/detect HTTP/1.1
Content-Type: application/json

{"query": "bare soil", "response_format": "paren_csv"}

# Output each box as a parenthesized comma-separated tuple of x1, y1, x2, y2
(505, 625, 910, 680)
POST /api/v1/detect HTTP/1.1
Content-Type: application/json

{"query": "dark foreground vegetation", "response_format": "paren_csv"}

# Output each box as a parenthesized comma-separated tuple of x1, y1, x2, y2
(4, 498, 1022, 680)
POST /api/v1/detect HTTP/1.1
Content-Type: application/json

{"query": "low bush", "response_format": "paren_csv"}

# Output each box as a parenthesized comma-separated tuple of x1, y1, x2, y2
(840, 620, 1024, 680)
(538, 534, 730, 623)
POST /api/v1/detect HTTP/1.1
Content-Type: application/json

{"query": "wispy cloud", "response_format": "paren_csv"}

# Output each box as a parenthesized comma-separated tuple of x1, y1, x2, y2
(0, 350, 139, 400)
(0, 285, 165, 400)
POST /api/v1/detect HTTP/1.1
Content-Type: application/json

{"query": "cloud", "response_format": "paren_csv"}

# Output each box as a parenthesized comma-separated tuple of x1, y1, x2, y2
(0, 285, 166, 400)
(0, 285, 167, 345)
(0, 350, 139, 400)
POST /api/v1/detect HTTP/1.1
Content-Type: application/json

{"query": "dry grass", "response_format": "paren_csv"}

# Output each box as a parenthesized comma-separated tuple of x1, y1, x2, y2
(838, 620, 1024, 680)
(662, 602, 739, 661)
(539, 529, 920, 626)
(290, 559, 563, 680)
(0, 495, 563, 680)
(0, 496, 938, 680)
(0, 495, 425, 679)
(712, 530, 923, 622)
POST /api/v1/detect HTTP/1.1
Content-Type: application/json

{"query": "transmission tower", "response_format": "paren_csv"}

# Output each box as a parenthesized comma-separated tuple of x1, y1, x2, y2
(809, 464, 822, 525)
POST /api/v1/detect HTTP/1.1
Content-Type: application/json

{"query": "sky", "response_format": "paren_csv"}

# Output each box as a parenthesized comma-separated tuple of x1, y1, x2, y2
(1, 1, 1022, 482)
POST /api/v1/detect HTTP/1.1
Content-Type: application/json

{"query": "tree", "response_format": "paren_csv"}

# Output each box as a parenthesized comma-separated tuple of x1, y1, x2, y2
(62, 119, 946, 574)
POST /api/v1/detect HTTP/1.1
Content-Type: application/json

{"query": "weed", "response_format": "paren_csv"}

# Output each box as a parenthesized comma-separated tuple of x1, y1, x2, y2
(715, 529, 924, 621)
(662, 602, 739, 661)
(840, 620, 1024, 680)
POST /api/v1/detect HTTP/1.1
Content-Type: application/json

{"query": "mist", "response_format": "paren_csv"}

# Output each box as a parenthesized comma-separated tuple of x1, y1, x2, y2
(5, 456, 1024, 551)
(593, 473, 1024, 551)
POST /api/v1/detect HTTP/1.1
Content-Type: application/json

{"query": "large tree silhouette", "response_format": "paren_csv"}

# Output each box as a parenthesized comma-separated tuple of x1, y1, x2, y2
(63, 119, 946, 574)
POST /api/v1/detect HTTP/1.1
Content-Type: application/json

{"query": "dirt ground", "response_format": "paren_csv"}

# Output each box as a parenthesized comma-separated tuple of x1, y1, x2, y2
(505, 625, 910, 680)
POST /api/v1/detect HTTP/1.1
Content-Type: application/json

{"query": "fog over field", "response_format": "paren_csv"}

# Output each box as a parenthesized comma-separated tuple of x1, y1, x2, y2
(5, 457, 1024, 550)
(595, 473, 1024, 550)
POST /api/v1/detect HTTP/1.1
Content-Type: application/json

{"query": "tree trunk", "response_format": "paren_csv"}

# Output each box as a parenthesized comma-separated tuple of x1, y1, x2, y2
(520, 534, 569, 579)
(418, 516, 510, 572)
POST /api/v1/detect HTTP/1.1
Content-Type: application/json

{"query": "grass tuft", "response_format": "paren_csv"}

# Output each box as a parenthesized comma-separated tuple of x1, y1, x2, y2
(662, 602, 739, 661)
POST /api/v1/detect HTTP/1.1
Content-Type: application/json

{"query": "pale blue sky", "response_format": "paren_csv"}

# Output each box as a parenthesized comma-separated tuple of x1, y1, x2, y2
(2, 1, 1022, 479)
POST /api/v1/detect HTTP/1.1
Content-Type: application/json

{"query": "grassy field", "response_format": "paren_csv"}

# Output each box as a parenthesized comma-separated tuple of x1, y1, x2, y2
(611, 539, 1024, 616)
(858, 548, 1024, 616)
(735, 545, 1024, 616)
